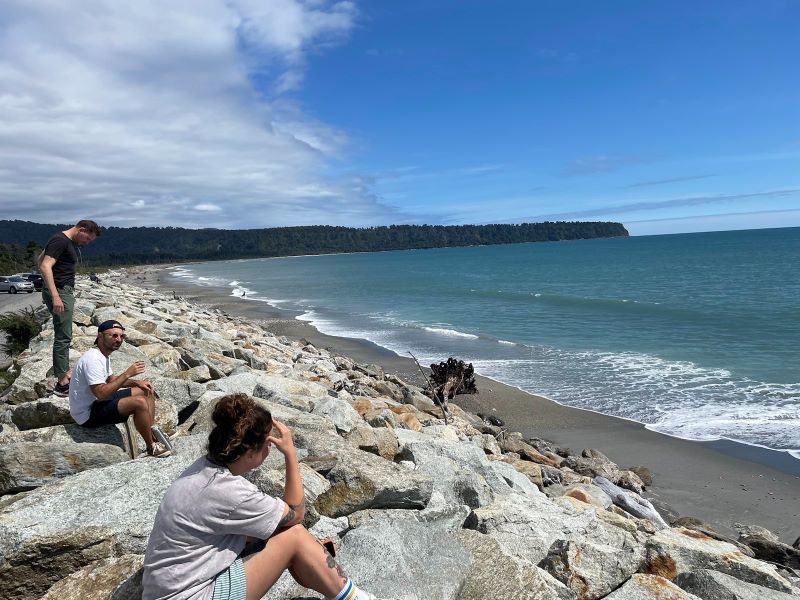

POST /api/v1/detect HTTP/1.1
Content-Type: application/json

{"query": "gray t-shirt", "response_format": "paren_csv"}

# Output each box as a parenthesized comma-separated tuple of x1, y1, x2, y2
(142, 457, 285, 600)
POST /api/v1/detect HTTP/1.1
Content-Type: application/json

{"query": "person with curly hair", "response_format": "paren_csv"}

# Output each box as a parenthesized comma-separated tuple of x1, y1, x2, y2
(142, 394, 374, 600)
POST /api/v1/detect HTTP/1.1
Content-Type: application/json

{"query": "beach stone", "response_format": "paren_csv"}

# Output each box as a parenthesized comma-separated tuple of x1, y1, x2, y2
(675, 569, 798, 600)
(135, 343, 181, 368)
(0, 435, 207, 562)
(72, 301, 95, 326)
(0, 526, 118, 600)
(344, 424, 399, 460)
(564, 450, 621, 481)
(490, 455, 543, 488)
(617, 469, 646, 494)
(2, 352, 52, 404)
(739, 534, 800, 570)
(629, 465, 653, 487)
(563, 483, 613, 509)
(40, 554, 144, 600)
(540, 537, 645, 600)
(313, 448, 432, 518)
(604, 574, 702, 600)
(642, 527, 792, 592)
(310, 395, 361, 433)
(149, 376, 207, 416)
(464, 492, 642, 567)
(0, 440, 128, 494)
(10, 396, 73, 430)
(364, 407, 399, 428)
(334, 509, 470, 600)
(170, 364, 213, 382)
(456, 530, 575, 600)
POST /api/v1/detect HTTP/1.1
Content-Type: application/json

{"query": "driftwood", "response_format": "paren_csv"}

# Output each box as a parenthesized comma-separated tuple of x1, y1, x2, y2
(593, 476, 668, 529)
(429, 358, 477, 399)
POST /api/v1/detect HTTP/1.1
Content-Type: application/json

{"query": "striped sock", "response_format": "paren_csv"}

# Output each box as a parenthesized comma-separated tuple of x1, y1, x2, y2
(329, 578, 371, 600)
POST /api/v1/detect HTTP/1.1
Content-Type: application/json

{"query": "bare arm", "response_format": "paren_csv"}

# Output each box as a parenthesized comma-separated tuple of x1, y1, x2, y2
(270, 420, 305, 528)
(39, 255, 63, 314)
(89, 361, 145, 401)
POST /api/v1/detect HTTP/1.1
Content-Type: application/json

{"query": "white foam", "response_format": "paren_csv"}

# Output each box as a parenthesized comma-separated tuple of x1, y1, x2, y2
(498, 339, 516, 345)
(423, 327, 479, 339)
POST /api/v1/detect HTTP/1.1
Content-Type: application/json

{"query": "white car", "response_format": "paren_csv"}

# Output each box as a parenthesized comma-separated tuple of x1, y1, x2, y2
(0, 276, 35, 293)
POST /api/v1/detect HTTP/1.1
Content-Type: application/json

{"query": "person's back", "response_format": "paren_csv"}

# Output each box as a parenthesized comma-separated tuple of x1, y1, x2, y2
(143, 456, 283, 600)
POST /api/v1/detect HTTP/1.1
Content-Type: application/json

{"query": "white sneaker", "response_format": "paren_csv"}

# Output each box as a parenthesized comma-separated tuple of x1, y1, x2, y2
(148, 442, 171, 458)
(151, 425, 174, 453)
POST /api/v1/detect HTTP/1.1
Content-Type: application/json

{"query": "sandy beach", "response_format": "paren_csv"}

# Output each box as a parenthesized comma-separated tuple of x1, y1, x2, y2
(135, 265, 800, 544)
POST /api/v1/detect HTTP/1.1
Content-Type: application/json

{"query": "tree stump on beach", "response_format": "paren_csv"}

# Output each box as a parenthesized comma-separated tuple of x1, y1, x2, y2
(429, 357, 477, 400)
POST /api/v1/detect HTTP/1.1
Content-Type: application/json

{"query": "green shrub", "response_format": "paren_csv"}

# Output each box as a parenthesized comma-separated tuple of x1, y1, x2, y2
(0, 308, 41, 356)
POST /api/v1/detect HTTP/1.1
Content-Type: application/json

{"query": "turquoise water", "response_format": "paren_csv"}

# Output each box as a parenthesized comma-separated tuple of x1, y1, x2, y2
(170, 227, 800, 454)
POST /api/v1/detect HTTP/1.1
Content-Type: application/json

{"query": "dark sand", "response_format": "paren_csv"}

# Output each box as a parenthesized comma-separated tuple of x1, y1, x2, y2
(136, 266, 800, 544)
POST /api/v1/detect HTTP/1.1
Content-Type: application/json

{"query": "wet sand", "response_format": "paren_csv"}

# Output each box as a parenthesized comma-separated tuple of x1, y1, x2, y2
(137, 266, 800, 543)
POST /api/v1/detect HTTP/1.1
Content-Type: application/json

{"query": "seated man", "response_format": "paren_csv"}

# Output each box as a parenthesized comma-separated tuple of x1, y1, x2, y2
(68, 320, 170, 458)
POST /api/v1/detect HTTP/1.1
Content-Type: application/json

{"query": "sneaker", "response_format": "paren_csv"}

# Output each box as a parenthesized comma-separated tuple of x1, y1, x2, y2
(53, 381, 70, 397)
(151, 425, 174, 454)
(148, 442, 171, 458)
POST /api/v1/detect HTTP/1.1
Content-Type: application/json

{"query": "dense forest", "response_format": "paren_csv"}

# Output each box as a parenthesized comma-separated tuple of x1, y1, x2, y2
(0, 220, 628, 270)
(0, 242, 43, 275)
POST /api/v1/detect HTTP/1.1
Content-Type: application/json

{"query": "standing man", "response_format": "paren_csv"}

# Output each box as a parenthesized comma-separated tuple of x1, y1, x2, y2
(39, 219, 101, 396)
(69, 320, 171, 458)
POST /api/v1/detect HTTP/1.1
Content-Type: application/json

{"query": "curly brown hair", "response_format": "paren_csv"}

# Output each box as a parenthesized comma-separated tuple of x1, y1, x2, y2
(207, 394, 272, 465)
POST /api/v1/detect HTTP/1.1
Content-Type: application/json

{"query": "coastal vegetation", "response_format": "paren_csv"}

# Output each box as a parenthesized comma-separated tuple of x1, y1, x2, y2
(0, 219, 628, 267)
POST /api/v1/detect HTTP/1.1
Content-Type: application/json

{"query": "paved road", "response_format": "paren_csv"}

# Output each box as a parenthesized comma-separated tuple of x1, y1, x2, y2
(0, 290, 42, 315)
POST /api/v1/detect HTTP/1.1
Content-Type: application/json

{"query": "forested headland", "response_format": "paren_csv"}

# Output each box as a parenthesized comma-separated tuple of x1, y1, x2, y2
(0, 220, 628, 270)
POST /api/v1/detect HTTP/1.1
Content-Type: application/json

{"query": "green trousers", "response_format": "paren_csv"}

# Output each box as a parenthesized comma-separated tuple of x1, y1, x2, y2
(42, 286, 74, 379)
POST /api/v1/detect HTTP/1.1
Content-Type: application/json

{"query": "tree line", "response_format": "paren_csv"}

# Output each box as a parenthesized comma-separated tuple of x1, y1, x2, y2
(0, 220, 628, 269)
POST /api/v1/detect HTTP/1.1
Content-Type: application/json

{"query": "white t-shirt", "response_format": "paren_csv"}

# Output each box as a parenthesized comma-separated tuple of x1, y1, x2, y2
(142, 456, 286, 600)
(68, 347, 112, 424)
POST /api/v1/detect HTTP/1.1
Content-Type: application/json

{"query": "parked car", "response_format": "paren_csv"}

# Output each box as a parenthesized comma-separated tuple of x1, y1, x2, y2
(0, 276, 35, 294)
(14, 272, 44, 291)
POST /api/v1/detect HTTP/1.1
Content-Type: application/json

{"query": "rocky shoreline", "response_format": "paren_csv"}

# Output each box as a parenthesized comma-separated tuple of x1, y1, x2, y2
(1, 271, 799, 599)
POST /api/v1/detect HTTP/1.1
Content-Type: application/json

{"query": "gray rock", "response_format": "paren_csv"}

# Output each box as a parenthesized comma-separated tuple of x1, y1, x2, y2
(0, 440, 128, 494)
(40, 554, 144, 600)
(310, 396, 361, 433)
(464, 492, 642, 567)
(642, 527, 792, 592)
(540, 537, 644, 600)
(149, 377, 207, 416)
(457, 530, 575, 600)
(10, 396, 73, 430)
(604, 574, 702, 600)
(0, 527, 118, 600)
(335, 510, 470, 600)
(675, 569, 798, 600)
(314, 447, 433, 518)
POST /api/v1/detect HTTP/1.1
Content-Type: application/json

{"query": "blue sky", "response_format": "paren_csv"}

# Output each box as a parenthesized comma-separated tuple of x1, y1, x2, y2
(1, 1, 798, 234)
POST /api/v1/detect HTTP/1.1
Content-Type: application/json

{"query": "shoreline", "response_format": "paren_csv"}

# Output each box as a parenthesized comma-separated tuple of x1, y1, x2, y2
(135, 264, 800, 543)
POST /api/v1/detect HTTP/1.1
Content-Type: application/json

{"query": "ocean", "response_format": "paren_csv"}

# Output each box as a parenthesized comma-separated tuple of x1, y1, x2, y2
(167, 227, 800, 457)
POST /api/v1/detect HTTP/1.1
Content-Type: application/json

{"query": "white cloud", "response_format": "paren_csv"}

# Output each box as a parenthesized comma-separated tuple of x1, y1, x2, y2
(0, 0, 404, 228)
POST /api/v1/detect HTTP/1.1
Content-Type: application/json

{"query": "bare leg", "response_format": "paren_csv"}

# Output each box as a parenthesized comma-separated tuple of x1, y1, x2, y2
(243, 525, 345, 600)
(117, 389, 155, 449)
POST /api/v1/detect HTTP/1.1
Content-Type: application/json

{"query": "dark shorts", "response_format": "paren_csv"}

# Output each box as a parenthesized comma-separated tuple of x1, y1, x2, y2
(82, 388, 133, 427)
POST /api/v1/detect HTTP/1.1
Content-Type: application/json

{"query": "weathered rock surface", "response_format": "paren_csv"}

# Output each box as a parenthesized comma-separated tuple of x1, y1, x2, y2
(642, 527, 792, 592)
(604, 574, 702, 600)
(0, 440, 128, 494)
(40, 554, 144, 600)
(675, 568, 798, 600)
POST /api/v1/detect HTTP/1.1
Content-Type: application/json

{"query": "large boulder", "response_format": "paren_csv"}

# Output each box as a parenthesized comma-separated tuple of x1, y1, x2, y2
(9, 397, 73, 430)
(334, 509, 471, 600)
(540, 537, 644, 600)
(675, 569, 798, 600)
(604, 574, 702, 600)
(40, 554, 144, 600)
(456, 530, 575, 600)
(314, 448, 433, 518)
(464, 492, 643, 567)
(310, 395, 362, 433)
(0, 527, 118, 600)
(0, 440, 128, 494)
(642, 527, 792, 592)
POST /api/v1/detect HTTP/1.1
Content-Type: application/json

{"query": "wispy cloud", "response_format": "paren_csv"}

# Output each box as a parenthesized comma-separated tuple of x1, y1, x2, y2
(624, 174, 716, 188)
(528, 187, 800, 220)
(562, 155, 649, 176)
(0, 0, 413, 228)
